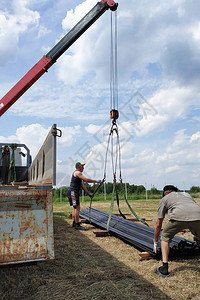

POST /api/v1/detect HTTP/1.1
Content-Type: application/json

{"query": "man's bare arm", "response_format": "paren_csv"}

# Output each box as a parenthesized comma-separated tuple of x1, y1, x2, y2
(75, 171, 97, 183)
(154, 218, 163, 242)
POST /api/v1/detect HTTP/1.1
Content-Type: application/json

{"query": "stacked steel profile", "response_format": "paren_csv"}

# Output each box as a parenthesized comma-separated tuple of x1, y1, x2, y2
(80, 208, 200, 258)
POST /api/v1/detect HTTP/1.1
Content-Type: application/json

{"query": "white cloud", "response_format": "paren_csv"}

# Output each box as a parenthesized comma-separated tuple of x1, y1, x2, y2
(58, 125, 81, 146)
(62, 0, 96, 30)
(56, 0, 110, 85)
(0, 135, 18, 144)
(42, 0, 199, 128)
(55, 0, 200, 88)
(0, 123, 82, 160)
(157, 129, 200, 173)
(2, 0, 200, 191)
(8, 80, 109, 119)
(190, 131, 200, 142)
(136, 84, 198, 136)
(191, 22, 200, 42)
(0, 124, 49, 158)
(37, 25, 51, 38)
(0, 0, 40, 66)
(3, 0, 200, 130)
(165, 165, 180, 173)
(94, 128, 200, 188)
(15, 124, 49, 158)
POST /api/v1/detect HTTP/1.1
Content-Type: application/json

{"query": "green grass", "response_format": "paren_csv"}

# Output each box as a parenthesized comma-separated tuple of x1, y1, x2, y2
(53, 193, 162, 203)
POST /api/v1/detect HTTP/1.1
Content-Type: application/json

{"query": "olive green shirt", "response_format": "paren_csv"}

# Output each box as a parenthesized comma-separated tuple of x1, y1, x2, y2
(158, 192, 200, 221)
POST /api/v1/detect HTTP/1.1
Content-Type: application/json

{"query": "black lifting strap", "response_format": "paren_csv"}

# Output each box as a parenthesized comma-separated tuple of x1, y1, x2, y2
(121, 177, 149, 227)
(89, 177, 105, 210)
(106, 120, 127, 228)
(105, 119, 150, 228)
(114, 122, 126, 219)
(115, 182, 126, 219)
(89, 176, 105, 223)
(111, 121, 126, 219)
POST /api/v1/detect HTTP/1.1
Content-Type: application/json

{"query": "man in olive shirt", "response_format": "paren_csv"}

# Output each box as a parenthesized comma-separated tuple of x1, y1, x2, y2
(154, 185, 200, 277)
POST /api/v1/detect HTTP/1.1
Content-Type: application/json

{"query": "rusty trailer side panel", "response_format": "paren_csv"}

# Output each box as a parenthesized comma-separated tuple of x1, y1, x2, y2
(28, 124, 59, 186)
(0, 187, 54, 265)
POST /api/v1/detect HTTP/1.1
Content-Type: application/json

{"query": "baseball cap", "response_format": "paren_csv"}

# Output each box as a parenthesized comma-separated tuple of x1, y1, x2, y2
(75, 162, 85, 169)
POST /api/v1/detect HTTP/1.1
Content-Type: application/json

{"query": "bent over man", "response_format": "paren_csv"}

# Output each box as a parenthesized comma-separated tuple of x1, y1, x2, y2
(67, 162, 102, 230)
(154, 185, 200, 277)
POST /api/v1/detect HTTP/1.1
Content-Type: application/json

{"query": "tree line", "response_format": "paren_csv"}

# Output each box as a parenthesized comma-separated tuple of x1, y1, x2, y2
(54, 183, 200, 200)
(53, 183, 151, 199)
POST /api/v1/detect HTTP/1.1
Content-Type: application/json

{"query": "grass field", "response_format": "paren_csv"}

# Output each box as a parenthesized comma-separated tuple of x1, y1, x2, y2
(0, 197, 200, 299)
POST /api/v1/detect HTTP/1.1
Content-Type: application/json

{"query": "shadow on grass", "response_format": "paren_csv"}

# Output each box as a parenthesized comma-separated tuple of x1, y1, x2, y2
(0, 215, 172, 300)
(173, 264, 200, 274)
(53, 212, 70, 218)
(172, 255, 200, 275)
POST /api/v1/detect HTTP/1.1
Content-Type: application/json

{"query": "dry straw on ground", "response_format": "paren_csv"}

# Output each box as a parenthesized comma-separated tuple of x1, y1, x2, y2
(0, 198, 199, 299)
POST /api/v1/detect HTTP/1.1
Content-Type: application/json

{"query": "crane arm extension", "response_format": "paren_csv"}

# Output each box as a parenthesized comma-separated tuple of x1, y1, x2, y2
(0, 56, 53, 116)
(0, 0, 118, 117)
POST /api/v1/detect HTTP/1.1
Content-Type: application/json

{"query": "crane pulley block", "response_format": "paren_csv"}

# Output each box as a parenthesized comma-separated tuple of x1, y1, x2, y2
(110, 109, 119, 120)
(101, 0, 118, 11)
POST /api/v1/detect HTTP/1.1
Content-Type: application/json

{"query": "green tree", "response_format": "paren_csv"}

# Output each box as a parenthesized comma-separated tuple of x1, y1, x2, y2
(53, 186, 69, 199)
(106, 182, 114, 194)
(135, 185, 146, 194)
(129, 184, 137, 193)
(149, 187, 161, 195)
(190, 186, 200, 193)
(61, 186, 69, 197)
(53, 188, 60, 198)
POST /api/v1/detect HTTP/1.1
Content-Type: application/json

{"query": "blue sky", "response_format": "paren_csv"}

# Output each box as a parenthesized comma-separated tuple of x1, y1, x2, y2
(1, 0, 200, 190)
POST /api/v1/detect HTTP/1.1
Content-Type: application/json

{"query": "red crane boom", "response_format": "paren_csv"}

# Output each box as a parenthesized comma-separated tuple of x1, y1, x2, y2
(0, 0, 118, 117)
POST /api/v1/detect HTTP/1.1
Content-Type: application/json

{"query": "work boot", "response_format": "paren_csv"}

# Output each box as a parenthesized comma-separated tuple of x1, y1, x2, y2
(75, 222, 86, 230)
(72, 221, 76, 228)
(155, 267, 169, 277)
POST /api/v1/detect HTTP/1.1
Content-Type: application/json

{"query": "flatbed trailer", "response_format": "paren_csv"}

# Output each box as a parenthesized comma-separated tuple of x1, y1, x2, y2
(0, 124, 60, 265)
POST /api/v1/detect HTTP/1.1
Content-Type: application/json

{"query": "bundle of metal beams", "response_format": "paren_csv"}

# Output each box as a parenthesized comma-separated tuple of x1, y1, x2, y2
(80, 208, 199, 258)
